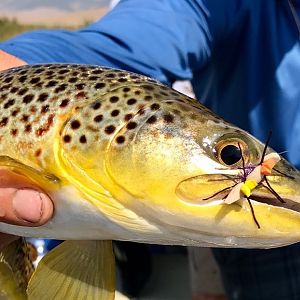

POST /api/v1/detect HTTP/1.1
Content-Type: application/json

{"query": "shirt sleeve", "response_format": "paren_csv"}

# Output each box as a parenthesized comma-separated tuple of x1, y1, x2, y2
(0, 0, 221, 84)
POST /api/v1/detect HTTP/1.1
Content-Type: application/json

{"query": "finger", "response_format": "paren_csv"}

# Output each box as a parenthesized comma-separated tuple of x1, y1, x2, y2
(0, 50, 26, 72)
(0, 188, 53, 226)
(0, 169, 54, 226)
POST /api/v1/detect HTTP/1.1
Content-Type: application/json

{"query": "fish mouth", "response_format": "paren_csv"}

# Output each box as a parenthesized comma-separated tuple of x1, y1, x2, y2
(176, 172, 300, 215)
(249, 189, 300, 213)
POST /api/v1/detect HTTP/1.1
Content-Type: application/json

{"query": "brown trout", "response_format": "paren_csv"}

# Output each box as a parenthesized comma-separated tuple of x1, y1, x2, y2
(1, 64, 300, 299)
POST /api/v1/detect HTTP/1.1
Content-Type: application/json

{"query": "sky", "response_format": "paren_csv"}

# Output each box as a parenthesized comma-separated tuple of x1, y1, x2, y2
(0, 0, 111, 11)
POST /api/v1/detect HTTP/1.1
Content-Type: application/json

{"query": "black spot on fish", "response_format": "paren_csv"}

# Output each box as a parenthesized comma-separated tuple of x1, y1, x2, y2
(41, 105, 49, 114)
(46, 80, 58, 88)
(11, 109, 20, 117)
(21, 115, 29, 122)
(46, 70, 54, 77)
(18, 75, 27, 83)
(25, 124, 32, 132)
(146, 115, 157, 124)
(150, 103, 160, 110)
(105, 125, 116, 134)
(76, 91, 86, 99)
(69, 77, 78, 83)
(95, 82, 106, 89)
(4, 76, 13, 84)
(163, 114, 174, 123)
(4, 99, 15, 109)
(75, 83, 85, 90)
(63, 135, 71, 143)
(94, 115, 103, 123)
(30, 77, 40, 84)
(11, 128, 18, 136)
(144, 95, 152, 101)
(10, 87, 19, 93)
(124, 114, 133, 121)
(110, 96, 119, 103)
(0, 117, 8, 127)
(60, 99, 69, 108)
(92, 69, 104, 75)
(58, 69, 69, 75)
(88, 76, 98, 81)
(34, 68, 44, 74)
(92, 102, 101, 110)
(111, 110, 120, 117)
(18, 88, 28, 96)
(105, 73, 116, 78)
(37, 93, 49, 103)
(23, 94, 34, 104)
(126, 122, 137, 130)
(127, 98, 137, 105)
(79, 135, 87, 143)
(116, 135, 125, 144)
(141, 84, 155, 91)
(71, 120, 81, 129)
(54, 84, 67, 93)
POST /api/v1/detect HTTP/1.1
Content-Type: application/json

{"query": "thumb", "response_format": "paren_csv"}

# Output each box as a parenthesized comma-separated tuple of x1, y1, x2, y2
(0, 188, 53, 226)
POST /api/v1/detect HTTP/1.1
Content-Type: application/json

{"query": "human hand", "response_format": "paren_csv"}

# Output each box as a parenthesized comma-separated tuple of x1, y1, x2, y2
(0, 51, 54, 250)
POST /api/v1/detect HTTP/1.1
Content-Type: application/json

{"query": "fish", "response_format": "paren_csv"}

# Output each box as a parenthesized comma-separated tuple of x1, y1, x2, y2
(1, 64, 300, 299)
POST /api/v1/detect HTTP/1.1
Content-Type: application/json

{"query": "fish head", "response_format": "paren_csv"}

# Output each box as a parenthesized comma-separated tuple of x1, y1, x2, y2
(2, 64, 300, 248)
(102, 99, 300, 248)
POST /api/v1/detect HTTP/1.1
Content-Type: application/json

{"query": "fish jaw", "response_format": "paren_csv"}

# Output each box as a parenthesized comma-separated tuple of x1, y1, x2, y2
(172, 157, 300, 248)
(102, 104, 300, 248)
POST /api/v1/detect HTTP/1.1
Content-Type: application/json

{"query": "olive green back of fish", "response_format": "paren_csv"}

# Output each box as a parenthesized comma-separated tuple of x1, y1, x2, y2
(0, 64, 219, 189)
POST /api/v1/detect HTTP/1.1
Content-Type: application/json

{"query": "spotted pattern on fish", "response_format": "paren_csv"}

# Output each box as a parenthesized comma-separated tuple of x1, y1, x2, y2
(0, 64, 223, 170)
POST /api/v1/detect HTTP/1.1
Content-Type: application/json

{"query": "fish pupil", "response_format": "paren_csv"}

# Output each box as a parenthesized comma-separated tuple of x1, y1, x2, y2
(220, 145, 242, 165)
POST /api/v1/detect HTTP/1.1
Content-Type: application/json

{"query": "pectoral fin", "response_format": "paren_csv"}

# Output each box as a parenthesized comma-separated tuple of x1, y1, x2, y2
(0, 155, 60, 191)
(27, 240, 115, 300)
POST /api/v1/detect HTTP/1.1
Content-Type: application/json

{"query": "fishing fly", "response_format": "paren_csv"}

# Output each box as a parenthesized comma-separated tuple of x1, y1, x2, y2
(204, 132, 292, 228)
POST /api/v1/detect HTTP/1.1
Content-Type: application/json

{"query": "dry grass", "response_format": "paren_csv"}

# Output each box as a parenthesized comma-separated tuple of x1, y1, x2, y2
(0, 18, 40, 41)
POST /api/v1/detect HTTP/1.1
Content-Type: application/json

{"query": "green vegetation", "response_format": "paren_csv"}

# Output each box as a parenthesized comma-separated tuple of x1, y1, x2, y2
(0, 18, 40, 41)
(0, 17, 89, 42)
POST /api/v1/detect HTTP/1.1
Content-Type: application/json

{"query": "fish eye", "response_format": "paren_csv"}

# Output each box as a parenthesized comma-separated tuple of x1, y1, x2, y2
(215, 139, 248, 166)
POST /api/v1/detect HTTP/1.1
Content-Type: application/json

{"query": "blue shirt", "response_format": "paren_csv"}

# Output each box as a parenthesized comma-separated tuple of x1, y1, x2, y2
(1, 0, 300, 166)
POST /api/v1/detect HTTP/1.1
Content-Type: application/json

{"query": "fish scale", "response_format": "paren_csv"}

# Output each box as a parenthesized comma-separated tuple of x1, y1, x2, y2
(0, 64, 220, 173)
(2, 64, 300, 300)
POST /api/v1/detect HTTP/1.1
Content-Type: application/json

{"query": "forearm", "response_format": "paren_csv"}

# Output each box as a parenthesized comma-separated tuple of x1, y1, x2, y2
(0, 50, 26, 71)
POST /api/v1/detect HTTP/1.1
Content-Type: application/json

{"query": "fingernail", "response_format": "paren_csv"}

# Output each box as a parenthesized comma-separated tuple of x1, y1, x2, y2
(13, 189, 46, 223)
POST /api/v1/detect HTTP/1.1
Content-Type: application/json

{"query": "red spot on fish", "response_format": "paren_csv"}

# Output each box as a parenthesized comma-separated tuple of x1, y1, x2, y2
(35, 149, 42, 157)
(35, 114, 55, 137)
(76, 91, 86, 99)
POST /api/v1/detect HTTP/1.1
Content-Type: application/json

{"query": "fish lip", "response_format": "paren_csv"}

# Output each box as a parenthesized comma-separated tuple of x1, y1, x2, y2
(249, 193, 300, 214)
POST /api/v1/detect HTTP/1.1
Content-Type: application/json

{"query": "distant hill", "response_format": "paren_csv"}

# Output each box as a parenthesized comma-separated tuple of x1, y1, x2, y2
(0, 0, 110, 11)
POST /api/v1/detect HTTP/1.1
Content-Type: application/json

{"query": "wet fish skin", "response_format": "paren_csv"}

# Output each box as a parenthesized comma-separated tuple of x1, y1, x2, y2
(1, 64, 300, 299)
(0, 64, 300, 249)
